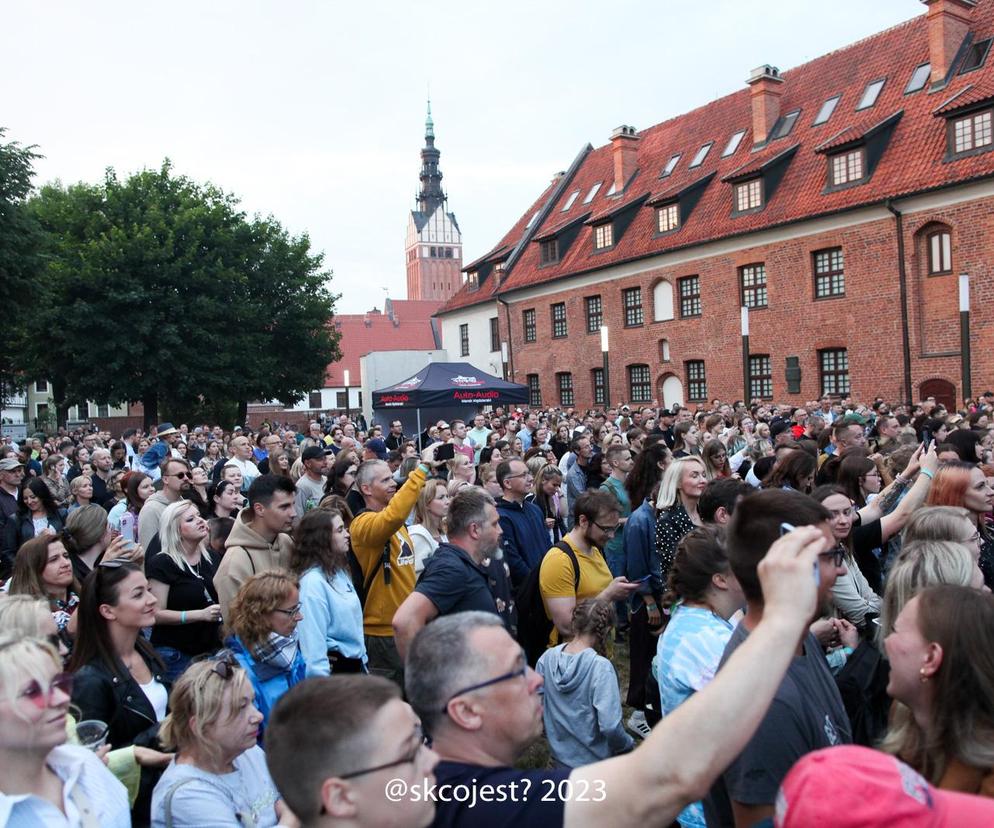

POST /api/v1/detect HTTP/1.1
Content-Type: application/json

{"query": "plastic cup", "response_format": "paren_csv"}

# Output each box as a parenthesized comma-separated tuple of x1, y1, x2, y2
(76, 719, 108, 751)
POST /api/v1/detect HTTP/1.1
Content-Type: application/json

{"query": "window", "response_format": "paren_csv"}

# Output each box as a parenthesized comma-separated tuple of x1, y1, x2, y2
(814, 248, 845, 298)
(734, 178, 763, 212)
(656, 203, 679, 233)
(927, 230, 952, 275)
(591, 368, 606, 406)
(557, 372, 574, 406)
(678, 276, 702, 318)
(659, 338, 671, 362)
(689, 142, 714, 168)
(430, 246, 436, 257)
(527, 374, 542, 407)
(740, 263, 768, 309)
(623, 287, 644, 327)
(813, 95, 841, 126)
(653, 280, 674, 322)
(628, 365, 652, 403)
(467, 271, 479, 290)
(551, 303, 568, 338)
(952, 110, 993, 154)
(594, 223, 614, 250)
(523, 309, 536, 342)
(830, 148, 865, 186)
(35, 380, 48, 393)
(459, 323, 470, 357)
(540, 238, 559, 265)
(722, 130, 747, 157)
(562, 190, 580, 211)
(749, 355, 773, 400)
(905, 62, 931, 94)
(585, 295, 603, 333)
(660, 154, 681, 178)
(856, 79, 886, 111)
(686, 360, 707, 401)
(819, 349, 850, 396)
(308, 391, 322, 408)
(97, 404, 110, 418)
(583, 182, 602, 203)
(490, 317, 500, 352)
(771, 109, 801, 140)
(337, 391, 349, 408)
(960, 38, 992, 74)
(525, 211, 540, 229)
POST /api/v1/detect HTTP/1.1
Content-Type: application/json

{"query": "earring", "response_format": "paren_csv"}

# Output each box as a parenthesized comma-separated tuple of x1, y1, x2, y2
(919, 667, 929, 683)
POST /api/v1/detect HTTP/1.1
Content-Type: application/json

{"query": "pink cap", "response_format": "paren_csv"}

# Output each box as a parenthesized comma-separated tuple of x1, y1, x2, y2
(775, 746, 994, 827)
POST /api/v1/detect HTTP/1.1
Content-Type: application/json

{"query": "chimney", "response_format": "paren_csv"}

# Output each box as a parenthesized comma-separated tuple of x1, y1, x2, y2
(550, 170, 566, 185)
(747, 65, 784, 145)
(610, 126, 639, 193)
(922, 0, 976, 86)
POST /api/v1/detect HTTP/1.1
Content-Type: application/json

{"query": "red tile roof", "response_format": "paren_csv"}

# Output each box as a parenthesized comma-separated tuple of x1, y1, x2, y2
(461, 2, 994, 297)
(813, 110, 904, 153)
(932, 75, 994, 115)
(720, 142, 800, 182)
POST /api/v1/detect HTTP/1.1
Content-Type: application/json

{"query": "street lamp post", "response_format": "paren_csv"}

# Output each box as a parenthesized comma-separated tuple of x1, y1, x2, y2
(343, 369, 351, 423)
(501, 342, 509, 382)
(960, 273, 972, 403)
(600, 326, 610, 409)
(741, 306, 750, 404)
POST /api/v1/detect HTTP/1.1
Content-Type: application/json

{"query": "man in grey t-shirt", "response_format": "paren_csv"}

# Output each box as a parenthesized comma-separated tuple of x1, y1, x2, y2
(294, 446, 329, 518)
(706, 489, 852, 828)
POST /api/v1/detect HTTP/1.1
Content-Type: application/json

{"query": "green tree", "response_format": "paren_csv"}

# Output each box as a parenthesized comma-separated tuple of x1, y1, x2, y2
(22, 161, 339, 427)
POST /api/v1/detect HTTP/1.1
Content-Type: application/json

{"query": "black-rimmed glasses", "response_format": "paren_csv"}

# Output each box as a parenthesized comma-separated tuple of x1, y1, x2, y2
(338, 724, 429, 779)
(592, 520, 621, 536)
(441, 666, 528, 714)
(166, 471, 193, 480)
(272, 603, 302, 617)
(820, 545, 847, 568)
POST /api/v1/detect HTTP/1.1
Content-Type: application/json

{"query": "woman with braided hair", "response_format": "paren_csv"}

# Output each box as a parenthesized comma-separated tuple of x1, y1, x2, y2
(535, 598, 635, 768)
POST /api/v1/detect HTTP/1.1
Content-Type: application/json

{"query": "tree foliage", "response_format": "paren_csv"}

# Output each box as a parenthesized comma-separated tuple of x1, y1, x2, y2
(18, 161, 340, 426)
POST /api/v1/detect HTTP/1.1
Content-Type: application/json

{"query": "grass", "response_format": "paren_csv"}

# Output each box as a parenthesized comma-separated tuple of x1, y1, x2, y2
(516, 637, 634, 770)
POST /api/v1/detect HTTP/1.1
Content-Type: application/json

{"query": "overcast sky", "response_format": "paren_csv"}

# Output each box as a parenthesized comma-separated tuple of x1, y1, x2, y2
(4, 1, 921, 314)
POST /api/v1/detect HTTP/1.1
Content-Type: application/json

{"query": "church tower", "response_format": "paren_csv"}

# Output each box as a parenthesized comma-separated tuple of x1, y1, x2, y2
(405, 101, 463, 301)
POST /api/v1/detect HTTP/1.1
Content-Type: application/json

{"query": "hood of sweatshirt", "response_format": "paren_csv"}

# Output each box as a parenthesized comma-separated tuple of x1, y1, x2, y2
(225, 508, 278, 552)
(542, 645, 600, 694)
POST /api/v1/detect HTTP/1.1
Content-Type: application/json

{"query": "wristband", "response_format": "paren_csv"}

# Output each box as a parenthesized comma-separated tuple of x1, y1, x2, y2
(180, 611, 187, 624)
(417, 463, 431, 475)
(920, 468, 934, 479)
(842, 646, 854, 656)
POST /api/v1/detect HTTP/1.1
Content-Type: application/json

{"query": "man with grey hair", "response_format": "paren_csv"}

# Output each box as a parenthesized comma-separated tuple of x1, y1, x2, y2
(392, 487, 511, 660)
(405, 524, 833, 827)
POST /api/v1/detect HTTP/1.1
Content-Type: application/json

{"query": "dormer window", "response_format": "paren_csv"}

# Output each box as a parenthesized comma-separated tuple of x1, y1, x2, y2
(660, 154, 681, 178)
(466, 271, 479, 291)
(829, 148, 866, 188)
(951, 109, 993, 155)
(540, 239, 559, 265)
(593, 223, 614, 250)
(856, 78, 886, 111)
(561, 190, 580, 211)
(734, 178, 763, 213)
(689, 142, 713, 169)
(656, 203, 679, 233)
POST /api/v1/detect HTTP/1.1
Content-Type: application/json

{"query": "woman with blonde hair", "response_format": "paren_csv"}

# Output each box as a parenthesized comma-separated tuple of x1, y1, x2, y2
(146, 500, 222, 681)
(224, 571, 306, 741)
(67, 474, 93, 513)
(925, 460, 994, 589)
(151, 655, 284, 827)
(408, 478, 449, 573)
(446, 453, 475, 486)
(655, 457, 708, 583)
(532, 464, 568, 543)
(64, 503, 138, 583)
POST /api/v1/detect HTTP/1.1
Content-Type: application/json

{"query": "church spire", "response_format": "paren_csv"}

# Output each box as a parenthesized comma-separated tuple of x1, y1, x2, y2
(417, 99, 445, 214)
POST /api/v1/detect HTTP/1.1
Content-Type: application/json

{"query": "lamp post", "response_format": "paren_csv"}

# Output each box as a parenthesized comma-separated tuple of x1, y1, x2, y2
(741, 306, 750, 404)
(501, 342, 509, 382)
(960, 273, 972, 403)
(343, 369, 351, 423)
(600, 325, 610, 409)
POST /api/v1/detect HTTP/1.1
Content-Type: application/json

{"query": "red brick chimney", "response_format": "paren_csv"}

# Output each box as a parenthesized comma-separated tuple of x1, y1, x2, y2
(610, 126, 639, 193)
(747, 65, 784, 145)
(922, 0, 976, 85)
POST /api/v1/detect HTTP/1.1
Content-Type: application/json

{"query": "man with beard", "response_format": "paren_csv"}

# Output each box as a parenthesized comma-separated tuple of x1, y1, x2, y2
(138, 457, 193, 548)
(392, 487, 512, 660)
(707, 488, 852, 827)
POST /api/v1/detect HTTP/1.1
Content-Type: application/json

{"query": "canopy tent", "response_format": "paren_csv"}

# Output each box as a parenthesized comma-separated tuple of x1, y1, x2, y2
(372, 362, 528, 438)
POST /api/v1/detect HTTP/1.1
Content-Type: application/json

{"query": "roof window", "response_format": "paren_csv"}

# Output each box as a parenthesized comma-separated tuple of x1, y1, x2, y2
(771, 109, 800, 140)
(960, 38, 993, 74)
(856, 79, 886, 111)
(722, 130, 747, 157)
(905, 63, 931, 94)
(813, 95, 841, 126)
(689, 142, 713, 169)
(561, 190, 580, 211)
(583, 182, 602, 203)
(525, 211, 540, 229)
(605, 181, 617, 196)
(660, 154, 681, 178)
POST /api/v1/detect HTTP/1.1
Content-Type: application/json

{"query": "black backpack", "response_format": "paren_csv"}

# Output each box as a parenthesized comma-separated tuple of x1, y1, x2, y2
(515, 541, 580, 666)
(347, 504, 393, 609)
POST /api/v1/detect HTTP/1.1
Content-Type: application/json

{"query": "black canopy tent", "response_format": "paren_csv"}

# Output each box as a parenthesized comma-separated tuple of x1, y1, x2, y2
(371, 362, 528, 438)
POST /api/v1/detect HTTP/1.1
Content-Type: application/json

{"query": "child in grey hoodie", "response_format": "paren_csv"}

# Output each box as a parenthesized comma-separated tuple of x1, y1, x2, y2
(536, 598, 635, 768)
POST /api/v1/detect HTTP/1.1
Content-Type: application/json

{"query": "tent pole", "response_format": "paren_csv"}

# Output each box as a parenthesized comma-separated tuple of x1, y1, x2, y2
(417, 409, 422, 446)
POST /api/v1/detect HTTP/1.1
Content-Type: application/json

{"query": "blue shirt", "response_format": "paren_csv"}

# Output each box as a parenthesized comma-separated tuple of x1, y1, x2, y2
(298, 567, 367, 675)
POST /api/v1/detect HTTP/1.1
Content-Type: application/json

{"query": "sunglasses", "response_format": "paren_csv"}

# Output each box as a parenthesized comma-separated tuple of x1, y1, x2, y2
(20, 672, 74, 709)
(167, 471, 193, 480)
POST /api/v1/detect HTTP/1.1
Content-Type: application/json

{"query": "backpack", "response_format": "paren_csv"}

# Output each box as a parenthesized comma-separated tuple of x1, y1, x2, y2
(515, 540, 580, 666)
(347, 504, 394, 609)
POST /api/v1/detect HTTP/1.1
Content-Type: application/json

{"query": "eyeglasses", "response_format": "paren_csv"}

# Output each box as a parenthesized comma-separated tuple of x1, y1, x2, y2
(167, 471, 193, 480)
(592, 520, 621, 536)
(338, 724, 429, 779)
(503, 472, 533, 481)
(273, 603, 302, 617)
(819, 545, 847, 568)
(441, 665, 528, 714)
(20, 672, 74, 709)
(964, 530, 982, 545)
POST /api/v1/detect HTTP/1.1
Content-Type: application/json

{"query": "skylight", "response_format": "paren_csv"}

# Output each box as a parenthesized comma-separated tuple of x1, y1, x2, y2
(856, 79, 886, 111)
(905, 63, 931, 94)
(660, 154, 681, 178)
(561, 190, 580, 211)
(688, 142, 713, 169)
(722, 130, 746, 157)
(961, 38, 992, 74)
(605, 181, 617, 196)
(771, 110, 800, 140)
(814, 95, 841, 126)
(526, 211, 540, 229)
(583, 182, 602, 203)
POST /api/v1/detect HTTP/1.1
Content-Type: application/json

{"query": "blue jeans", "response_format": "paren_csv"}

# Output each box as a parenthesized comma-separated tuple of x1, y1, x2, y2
(156, 646, 193, 683)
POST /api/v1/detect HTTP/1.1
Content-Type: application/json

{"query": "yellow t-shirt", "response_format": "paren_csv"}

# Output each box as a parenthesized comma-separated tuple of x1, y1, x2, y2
(538, 536, 613, 646)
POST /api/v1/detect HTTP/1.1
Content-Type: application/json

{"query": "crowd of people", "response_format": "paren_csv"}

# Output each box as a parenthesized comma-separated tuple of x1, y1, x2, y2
(2, 393, 994, 827)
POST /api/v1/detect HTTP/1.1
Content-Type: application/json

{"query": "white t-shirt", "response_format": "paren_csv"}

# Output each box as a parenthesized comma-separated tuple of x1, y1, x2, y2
(140, 678, 169, 722)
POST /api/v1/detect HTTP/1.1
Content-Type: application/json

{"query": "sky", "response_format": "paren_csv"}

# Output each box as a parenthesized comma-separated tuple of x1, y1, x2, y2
(4, 0, 923, 314)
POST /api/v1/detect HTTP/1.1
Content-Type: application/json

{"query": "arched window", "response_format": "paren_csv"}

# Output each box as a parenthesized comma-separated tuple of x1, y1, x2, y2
(653, 279, 674, 322)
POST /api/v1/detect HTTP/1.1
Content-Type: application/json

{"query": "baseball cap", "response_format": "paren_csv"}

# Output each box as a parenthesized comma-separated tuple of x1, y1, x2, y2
(769, 420, 792, 439)
(301, 446, 329, 462)
(775, 746, 994, 828)
(365, 437, 388, 460)
(0, 458, 25, 472)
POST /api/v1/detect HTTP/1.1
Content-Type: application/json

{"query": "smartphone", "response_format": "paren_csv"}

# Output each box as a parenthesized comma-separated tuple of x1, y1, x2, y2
(435, 443, 456, 461)
(633, 573, 653, 583)
(780, 522, 820, 585)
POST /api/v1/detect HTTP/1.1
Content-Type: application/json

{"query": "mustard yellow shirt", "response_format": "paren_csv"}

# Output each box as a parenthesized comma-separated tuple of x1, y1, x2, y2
(538, 535, 613, 646)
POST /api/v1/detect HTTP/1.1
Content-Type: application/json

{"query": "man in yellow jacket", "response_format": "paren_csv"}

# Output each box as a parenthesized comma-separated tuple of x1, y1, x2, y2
(351, 445, 439, 684)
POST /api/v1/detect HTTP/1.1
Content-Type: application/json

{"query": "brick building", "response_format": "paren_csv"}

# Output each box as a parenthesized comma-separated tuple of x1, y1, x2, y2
(436, 0, 994, 412)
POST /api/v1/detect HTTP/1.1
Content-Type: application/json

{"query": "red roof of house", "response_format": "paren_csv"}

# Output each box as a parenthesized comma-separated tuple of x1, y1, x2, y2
(323, 301, 441, 387)
(932, 75, 994, 115)
(454, 3, 994, 297)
